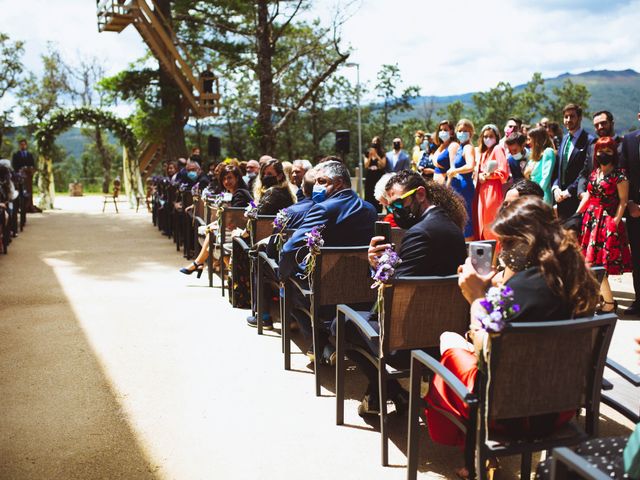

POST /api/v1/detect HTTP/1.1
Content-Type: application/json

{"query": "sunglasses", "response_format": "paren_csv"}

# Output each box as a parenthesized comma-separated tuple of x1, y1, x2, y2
(388, 187, 418, 212)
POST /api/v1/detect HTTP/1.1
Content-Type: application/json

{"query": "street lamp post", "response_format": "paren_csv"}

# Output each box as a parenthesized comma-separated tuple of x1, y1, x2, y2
(345, 62, 363, 197)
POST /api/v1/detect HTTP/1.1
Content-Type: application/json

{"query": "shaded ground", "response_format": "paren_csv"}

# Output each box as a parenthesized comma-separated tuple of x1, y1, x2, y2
(0, 195, 636, 479)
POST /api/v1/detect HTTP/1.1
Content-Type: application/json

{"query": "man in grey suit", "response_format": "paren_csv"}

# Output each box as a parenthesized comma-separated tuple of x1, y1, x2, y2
(620, 107, 640, 315)
(385, 137, 411, 173)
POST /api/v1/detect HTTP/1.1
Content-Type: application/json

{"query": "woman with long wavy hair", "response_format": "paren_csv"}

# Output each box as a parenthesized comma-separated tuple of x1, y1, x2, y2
(425, 195, 599, 479)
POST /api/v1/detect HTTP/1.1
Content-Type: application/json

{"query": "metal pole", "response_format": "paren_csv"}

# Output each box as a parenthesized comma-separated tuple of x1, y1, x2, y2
(356, 64, 363, 197)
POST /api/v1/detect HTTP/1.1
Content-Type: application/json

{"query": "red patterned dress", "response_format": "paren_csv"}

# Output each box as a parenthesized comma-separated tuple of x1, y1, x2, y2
(579, 168, 632, 275)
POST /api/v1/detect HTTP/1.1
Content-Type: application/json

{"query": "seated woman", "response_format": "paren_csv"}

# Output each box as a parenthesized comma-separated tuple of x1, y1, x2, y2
(425, 195, 599, 479)
(180, 164, 252, 276)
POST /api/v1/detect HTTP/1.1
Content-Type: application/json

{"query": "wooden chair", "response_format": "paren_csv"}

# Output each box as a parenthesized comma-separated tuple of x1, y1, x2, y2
(548, 446, 623, 479)
(204, 202, 219, 287)
(283, 246, 376, 396)
(102, 179, 121, 213)
(406, 313, 617, 480)
(335, 275, 469, 466)
(208, 207, 246, 297)
(230, 215, 275, 308)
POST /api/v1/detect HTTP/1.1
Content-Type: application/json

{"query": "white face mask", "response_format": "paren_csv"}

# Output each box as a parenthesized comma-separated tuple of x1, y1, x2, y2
(512, 152, 523, 160)
(483, 137, 497, 148)
(438, 130, 450, 142)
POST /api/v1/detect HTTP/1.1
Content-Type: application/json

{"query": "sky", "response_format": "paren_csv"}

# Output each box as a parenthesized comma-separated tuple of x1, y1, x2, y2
(1, 0, 640, 119)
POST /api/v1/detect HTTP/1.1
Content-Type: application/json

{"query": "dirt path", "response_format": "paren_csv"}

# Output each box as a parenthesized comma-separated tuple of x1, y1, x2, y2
(0, 196, 635, 480)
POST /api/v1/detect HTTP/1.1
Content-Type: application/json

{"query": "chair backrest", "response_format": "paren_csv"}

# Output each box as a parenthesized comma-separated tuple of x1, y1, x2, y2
(485, 314, 616, 421)
(381, 275, 469, 352)
(251, 215, 276, 244)
(590, 266, 606, 284)
(193, 197, 205, 221)
(391, 227, 406, 250)
(219, 207, 247, 243)
(313, 246, 377, 306)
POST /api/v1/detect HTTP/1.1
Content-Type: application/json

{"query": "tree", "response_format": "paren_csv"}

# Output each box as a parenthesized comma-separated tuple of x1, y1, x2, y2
(471, 81, 517, 129)
(437, 100, 465, 125)
(174, 0, 351, 155)
(372, 64, 421, 143)
(543, 79, 591, 122)
(0, 32, 25, 150)
(512, 72, 548, 123)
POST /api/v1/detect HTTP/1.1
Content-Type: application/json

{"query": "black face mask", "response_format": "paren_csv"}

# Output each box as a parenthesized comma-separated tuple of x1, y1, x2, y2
(262, 174, 278, 188)
(393, 141, 401, 150)
(392, 199, 421, 229)
(597, 153, 614, 166)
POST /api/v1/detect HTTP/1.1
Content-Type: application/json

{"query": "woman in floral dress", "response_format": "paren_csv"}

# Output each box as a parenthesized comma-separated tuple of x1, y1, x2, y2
(577, 136, 632, 314)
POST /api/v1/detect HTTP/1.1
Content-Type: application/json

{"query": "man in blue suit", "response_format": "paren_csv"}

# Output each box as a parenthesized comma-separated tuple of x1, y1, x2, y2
(551, 103, 596, 220)
(620, 107, 640, 316)
(278, 160, 377, 354)
(385, 137, 411, 173)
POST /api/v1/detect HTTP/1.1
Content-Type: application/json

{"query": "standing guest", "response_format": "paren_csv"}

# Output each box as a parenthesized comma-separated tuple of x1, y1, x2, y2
(504, 132, 528, 184)
(385, 137, 411, 173)
(552, 103, 596, 220)
(426, 196, 599, 479)
(499, 117, 522, 150)
(190, 146, 202, 164)
(524, 126, 556, 205)
(546, 121, 563, 150)
(577, 137, 632, 314)
(291, 159, 312, 201)
(520, 123, 531, 136)
(620, 107, 640, 316)
(473, 124, 508, 241)
(417, 133, 437, 181)
(364, 136, 387, 212)
(11, 139, 40, 213)
(447, 119, 476, 240)
(431, 120, 459, 185)
(502, 178, 544, 207)
(411, 130, 426, 171)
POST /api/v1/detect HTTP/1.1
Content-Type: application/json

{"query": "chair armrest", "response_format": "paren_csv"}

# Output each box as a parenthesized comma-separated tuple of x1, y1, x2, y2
(411, 350, 477, 406)
(233, 236, 251, 253)
(336, 304, 379, 340)
(606, 357, 640, 386)
(551, 447, 611, 480)
(290, 277, 312, 296)
(258, 251, 279, 274)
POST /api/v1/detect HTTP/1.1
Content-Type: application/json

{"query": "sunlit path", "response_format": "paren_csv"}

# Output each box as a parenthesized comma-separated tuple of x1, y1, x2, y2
(1, 196, 636, 480)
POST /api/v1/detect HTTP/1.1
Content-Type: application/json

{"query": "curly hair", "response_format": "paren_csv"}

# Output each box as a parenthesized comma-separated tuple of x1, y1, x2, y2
(492, 195, 598, 317)
(385, 170, 468, 231)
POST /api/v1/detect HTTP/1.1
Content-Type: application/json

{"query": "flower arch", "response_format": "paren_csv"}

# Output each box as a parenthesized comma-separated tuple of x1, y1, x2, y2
(34, 107, 142, 209)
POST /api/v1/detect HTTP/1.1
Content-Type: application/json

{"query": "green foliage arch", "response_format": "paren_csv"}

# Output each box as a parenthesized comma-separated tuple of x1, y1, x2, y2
(35, 107, 136, 158)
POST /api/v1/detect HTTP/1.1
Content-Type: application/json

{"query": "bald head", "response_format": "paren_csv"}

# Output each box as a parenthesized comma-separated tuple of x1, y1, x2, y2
(246, 160, 260, 175)
(259, 155, 273, 165)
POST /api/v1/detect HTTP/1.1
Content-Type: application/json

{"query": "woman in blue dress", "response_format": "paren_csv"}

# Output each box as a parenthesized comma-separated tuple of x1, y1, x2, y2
(431, 120, 459, 185)
(446, 119, 476, 240)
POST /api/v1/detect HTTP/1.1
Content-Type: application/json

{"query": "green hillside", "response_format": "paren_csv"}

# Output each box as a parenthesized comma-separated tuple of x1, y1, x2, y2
(404, 69, 640, 134)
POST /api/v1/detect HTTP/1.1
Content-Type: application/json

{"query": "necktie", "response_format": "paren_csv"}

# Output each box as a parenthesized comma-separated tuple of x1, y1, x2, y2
(561, 135, 572, 184)
(22, 150, 26, 158)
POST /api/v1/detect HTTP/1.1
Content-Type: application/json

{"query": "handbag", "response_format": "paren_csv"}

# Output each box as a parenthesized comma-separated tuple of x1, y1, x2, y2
(624, 422, 640, 478)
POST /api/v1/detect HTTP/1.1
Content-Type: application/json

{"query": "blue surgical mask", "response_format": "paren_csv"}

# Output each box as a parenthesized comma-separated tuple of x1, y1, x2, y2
(187, 171, 198, 181)
(312, 185, 327, 203)
(456, 131, 470, 143)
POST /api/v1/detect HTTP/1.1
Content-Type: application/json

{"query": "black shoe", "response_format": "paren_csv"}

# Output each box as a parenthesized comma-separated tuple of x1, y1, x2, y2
(321, 344, 336, 366)
(246, 315, 272, 330)
(624, 302, 640, 316)
(357, 393, 380, 417)
(596, 300, 618, 315)
(179, 261, 203, 278)
(391, 389, 409, 416)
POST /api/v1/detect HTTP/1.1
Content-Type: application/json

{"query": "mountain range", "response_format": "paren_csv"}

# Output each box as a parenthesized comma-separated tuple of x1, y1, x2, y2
(405, 69, 640, 134)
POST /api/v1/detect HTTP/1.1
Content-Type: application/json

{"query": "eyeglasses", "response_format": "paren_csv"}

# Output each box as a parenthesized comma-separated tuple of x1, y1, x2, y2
(388, 187, 418, 212)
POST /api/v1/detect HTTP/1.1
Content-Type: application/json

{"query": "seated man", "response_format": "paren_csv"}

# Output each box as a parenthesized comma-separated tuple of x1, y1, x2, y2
(278, 160, 378, 355)
(291, 159, 313, 201)
(247, 170, 317, 329)
(347, 170, 468, 415)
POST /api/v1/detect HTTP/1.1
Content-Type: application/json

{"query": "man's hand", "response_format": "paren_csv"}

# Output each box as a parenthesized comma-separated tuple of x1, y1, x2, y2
(554, 189, 571, 203)
(457, 257, 497, 304)
(368, 235, 391, 269)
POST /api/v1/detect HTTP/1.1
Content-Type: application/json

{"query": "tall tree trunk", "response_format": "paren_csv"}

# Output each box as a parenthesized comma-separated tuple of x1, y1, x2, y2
(157, 0, 187, 161)
(94, 126, 111, 193)
(256, 0, 275, 155)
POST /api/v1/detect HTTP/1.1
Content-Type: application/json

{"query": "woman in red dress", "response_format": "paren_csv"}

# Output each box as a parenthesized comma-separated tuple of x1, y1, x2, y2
(472, 124, 508, 240)
(425, 196, 599, 479)
(577, 136, 632, 314)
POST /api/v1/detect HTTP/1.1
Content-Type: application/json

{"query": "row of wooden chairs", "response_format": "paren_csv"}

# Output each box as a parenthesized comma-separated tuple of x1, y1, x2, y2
(0, 173, 28, 255)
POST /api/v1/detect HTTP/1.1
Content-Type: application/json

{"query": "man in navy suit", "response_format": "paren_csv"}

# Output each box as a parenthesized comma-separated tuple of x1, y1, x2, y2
(278, 160, 377, 352)
(552, 104, 596, 220)
(11, 139, 40, 213)
(385, 137, 411, 173)
(620, 107, 640, 316)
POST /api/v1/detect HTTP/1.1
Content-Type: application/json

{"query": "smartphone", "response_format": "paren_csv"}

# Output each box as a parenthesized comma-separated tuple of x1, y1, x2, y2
(469, 241, 492, 275)
(375, 221, 392, 244)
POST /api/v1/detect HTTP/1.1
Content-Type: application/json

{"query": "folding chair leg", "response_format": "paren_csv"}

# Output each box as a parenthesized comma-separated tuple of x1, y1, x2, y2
(335, 311, 345, 425)
(406, 359, 423, 480)
(113, 198, 118, 213)
(207, 235, 214, 288)
(283, 282, 291, 370)
(520, 453, 532, 480)
(312, 303, 322, 397)
(379, 359, 389, 466)
(256, 258, 264, 335)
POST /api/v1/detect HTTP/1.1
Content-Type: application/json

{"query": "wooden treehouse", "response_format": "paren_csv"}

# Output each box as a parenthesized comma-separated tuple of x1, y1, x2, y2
(97, 0, 220, 177)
